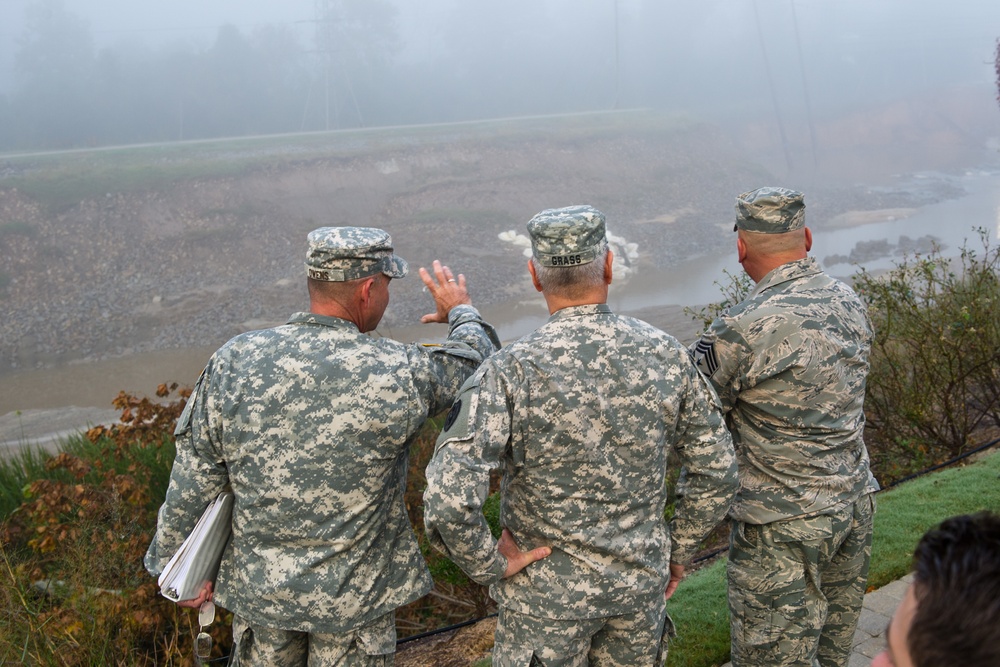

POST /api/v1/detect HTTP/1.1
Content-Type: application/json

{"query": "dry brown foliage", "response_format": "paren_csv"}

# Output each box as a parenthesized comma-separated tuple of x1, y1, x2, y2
(0, 384, 224, 665)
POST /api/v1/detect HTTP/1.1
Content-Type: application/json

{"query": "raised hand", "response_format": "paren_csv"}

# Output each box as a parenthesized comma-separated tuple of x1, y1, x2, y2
(419, 259, 472, 324)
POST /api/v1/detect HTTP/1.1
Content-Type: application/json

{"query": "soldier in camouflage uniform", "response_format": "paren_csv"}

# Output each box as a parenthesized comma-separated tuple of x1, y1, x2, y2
(690, 187, 880, 667)
(423, 205, 738, 667)
(144, 227, 500, 666)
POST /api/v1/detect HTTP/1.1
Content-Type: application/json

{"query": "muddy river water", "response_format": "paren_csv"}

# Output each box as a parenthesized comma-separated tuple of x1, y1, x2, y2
(2, 168, 999, 419)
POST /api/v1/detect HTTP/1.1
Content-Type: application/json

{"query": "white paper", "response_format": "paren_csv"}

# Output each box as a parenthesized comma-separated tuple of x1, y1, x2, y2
(158, 491, 234, 602)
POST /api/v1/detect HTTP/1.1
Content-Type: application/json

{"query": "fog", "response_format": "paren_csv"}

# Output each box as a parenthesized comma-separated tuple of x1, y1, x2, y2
(2, 0, 1000, 424)
(1, 0, 999, 153)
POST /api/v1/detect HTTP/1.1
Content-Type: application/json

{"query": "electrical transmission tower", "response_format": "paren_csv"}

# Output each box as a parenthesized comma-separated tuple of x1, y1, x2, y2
(310, 0, 364, 130)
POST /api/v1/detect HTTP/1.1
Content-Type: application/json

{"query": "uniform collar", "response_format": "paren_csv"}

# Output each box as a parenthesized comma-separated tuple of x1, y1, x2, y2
(750, 257, 821, 297)
(286, 311, 360, 331)
(548, 303, 612, 322)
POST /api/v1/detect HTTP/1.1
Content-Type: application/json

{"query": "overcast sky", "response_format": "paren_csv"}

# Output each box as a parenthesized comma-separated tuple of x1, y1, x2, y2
(2, 0, 999, 136)
(0, 0, 452, 86)
(0, 1, 322, 90)
(3, 1, 999, 87)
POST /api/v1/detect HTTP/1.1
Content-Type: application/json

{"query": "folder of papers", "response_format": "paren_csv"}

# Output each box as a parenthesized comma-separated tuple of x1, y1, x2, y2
(157, 491, 234, 602)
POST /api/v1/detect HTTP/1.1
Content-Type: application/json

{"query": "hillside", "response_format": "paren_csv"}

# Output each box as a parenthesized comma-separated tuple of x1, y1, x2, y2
(0, 114, 750, 371)
(2, 99, 992, 379)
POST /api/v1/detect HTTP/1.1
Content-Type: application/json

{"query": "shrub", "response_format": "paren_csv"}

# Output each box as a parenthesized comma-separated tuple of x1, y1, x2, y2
(854, 228, 1000, 475)
(683, 269, 753, 329)
(0, 383, 227, 665)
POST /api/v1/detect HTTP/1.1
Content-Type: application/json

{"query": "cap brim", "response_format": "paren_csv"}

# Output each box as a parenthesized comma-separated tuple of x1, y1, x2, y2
(383, 255, 408, 279)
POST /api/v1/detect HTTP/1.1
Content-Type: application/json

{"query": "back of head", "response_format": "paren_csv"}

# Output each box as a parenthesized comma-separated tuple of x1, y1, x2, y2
(304, 226, 407, 324)
(527, 205, 609, 298)
(908, 511, 1000, 667)
(733, 186, 810, 266)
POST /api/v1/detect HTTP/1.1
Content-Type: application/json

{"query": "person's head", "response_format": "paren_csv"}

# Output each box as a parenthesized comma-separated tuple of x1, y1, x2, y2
(733, 186, 812, 282)
(871, 511, 1000, 667)
(525, 205, 612, 309)
(304, 226, 408, 332)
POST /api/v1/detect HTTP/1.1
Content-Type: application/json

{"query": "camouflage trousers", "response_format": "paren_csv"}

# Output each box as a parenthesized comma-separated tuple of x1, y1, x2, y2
(228, 611, 395, 667)
(728, 494, 876, 667)
(492, 598, 674, 667)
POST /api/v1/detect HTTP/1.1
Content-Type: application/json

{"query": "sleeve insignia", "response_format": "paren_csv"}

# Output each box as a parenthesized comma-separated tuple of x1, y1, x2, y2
(443, 399, 462, 432)
(693, 337, 720, 377)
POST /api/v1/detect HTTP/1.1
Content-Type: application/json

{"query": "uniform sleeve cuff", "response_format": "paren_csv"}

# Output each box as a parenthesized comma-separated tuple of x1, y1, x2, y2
(447, 304, 481, 328)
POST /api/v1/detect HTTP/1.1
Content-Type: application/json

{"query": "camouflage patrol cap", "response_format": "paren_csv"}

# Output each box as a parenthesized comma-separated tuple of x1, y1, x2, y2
(527, 205, 607, 267)
(305, 226, 408, 281)
(734, 187, 805, 233)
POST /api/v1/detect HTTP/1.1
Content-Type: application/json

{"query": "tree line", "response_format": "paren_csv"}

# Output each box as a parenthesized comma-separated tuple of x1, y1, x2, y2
(0, 0, 404, 151)
(0, 0, 630, 152)
(1, 0, 994, 153)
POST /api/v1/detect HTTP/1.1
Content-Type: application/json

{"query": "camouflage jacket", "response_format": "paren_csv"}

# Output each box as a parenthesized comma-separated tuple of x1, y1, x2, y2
(144, 305, 499, 633)
(691, 257, 880, 524)
(423, 304, 737, 619)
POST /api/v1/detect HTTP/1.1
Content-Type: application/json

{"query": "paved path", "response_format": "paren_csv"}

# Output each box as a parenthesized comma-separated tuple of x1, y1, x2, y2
(721, 573, 911, 667)
(847, 574, 912, 666)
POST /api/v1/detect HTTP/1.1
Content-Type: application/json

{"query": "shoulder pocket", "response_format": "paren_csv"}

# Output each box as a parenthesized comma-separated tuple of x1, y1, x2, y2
(435, 378, 480, 451)
(174, 368, 208, 438)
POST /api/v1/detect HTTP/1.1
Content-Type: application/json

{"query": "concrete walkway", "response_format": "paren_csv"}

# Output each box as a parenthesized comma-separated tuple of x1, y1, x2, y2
(847, 574, 912, 666)
(721, 573, 911, 667)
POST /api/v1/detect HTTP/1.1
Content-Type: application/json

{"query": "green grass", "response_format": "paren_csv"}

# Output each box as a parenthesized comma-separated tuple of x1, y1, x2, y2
(660, 449, 1000, 667)
(665, 558, 730, 667)
(0, 445, 54, 517)
(0, 431, 175, 518)
(867, 450, 1000, 589)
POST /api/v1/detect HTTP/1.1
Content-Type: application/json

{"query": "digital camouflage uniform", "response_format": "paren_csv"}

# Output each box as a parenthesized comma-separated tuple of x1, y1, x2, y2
(691, 188, 879, 667)
(423, 206, 739, 667)
(144, 227, 499, 666)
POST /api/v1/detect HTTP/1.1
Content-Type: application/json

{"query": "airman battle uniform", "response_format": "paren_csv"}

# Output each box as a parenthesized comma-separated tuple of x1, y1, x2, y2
(692, 188, 879, 667)
(424, 206, 738, 667)
(145, 227, 499, 666)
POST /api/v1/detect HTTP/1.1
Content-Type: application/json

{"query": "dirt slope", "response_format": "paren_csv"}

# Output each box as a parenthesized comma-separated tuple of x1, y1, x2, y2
(0, 117, 765, 373)
(3, 87, 994, 377)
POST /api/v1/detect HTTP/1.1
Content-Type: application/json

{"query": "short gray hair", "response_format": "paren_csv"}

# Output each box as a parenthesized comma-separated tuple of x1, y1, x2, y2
(531, 244, 608, 298)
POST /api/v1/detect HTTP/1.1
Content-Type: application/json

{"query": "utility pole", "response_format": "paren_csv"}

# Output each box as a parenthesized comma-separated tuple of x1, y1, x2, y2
(752, 0, 793, 174)
(614, 0, 621, 109)
(315, 0, 333, 131)
(311, 0, 364, 130)
(790, 0, 819, 169)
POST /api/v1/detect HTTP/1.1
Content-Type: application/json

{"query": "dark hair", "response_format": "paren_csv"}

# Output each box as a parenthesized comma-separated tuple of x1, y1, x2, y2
(908, 511, 1000, 667)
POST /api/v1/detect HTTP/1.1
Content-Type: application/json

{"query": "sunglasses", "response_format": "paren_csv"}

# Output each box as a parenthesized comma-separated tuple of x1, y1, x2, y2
(196, 600, 215, 663)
